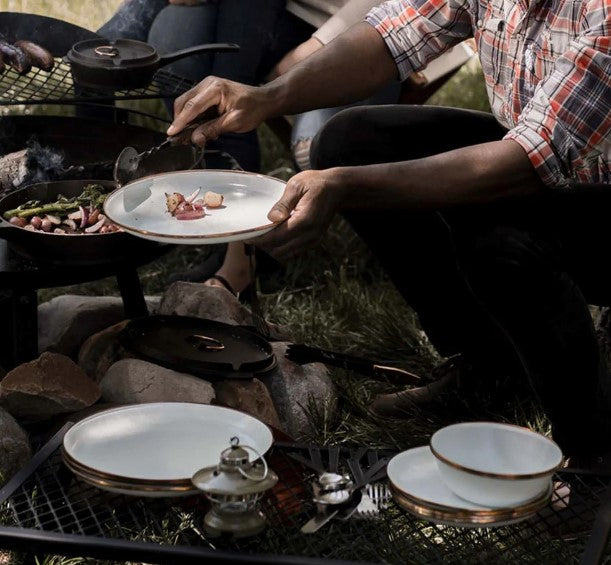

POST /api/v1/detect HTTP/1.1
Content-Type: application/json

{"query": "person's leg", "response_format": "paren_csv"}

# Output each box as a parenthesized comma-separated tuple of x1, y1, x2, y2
(458, 189, 611, 458)
(97, 0, 168, 41)
(311, 105, 511, 359)
(291, 82, 403, 171)
(148, 4, 217, 82)
(310, 104, 611, 455)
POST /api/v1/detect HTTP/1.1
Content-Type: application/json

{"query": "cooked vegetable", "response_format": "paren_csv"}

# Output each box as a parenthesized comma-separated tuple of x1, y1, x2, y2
(3, 183, 120, 234)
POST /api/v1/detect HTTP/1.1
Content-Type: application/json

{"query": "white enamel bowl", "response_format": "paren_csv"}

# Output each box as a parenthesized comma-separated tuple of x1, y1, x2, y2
(430, 422, 563, 508)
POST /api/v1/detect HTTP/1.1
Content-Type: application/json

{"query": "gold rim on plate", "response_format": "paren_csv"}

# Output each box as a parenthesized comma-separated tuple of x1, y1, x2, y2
(390, 483, 552, 526)
(63, 457, 200, 495)
(61, 448, 196, 487)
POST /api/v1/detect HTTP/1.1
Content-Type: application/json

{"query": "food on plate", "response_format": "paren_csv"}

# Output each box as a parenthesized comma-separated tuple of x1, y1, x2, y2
(204, 191, 223, 208)
(165, 188, 224, 220)
(2, 183, 121, 234)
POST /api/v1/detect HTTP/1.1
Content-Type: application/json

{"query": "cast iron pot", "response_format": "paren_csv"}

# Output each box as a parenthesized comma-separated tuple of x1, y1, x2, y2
(66, 38, 239, 90)
(0, 179, 164, 265)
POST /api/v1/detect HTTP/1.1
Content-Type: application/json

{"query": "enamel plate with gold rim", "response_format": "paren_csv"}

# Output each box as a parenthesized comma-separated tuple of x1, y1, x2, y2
(103, 169, 286, 245)
(62, 403, 273, 485)
(387, 446, 553, 527)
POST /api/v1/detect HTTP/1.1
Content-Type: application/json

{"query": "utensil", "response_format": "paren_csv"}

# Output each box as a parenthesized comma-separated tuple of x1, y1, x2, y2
(430, 422, 563, 507)
(114, 117, 213, 186)
(118, 315, 277, 379)
(103, 169, 287, 245)
(301, 490, 363, 533)
(285, 343, 421, 385)
(65, 38, 239, 90)
(387, 446, 553, 527)
(354, 483, 392, 519)
(62, 403, 273, 484)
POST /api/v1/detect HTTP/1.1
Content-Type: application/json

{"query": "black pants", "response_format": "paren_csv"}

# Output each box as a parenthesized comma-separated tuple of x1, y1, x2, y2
(310, 105, 611, 457)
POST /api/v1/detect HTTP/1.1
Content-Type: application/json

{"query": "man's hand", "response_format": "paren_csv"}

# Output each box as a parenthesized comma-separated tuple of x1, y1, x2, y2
(248, 168, 347, 261)
(167, 77, 271, 145)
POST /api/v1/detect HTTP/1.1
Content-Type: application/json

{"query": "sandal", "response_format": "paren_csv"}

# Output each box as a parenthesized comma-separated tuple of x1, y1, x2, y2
(206, 274, 237, 297)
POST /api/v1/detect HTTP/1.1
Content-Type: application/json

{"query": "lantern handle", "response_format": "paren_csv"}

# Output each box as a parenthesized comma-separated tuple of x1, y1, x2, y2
(236, 444, 269, 482)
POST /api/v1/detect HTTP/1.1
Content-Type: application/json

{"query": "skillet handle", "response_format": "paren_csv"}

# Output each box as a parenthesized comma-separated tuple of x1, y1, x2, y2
(159, 42, 240, 66)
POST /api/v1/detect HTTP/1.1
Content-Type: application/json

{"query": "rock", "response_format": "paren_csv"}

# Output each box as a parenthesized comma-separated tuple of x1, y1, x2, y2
(157, 282, 292, 340)
(77, 320, 132, 382)
(260, 343, 337, 439)
(158, 282, 254, 325)
(0, 407, 31, 486)
(0, 352, 101, 421)
(214, 378, 282, 430)
(38, 294, 161, 357)
(100, 359, 215, 405)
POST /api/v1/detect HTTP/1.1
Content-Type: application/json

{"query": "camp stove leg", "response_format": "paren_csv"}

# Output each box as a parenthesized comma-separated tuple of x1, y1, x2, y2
(0, 288, 38, 369)
(115, 267, 148, 319)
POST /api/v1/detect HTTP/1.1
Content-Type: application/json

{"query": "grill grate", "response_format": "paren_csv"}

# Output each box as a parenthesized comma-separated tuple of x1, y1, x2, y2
(0, 424, 609, 565)
(0, 59, 194, 106)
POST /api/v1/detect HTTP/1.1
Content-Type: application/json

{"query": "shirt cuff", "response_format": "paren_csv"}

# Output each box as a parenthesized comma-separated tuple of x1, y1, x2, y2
(365, 10, 422, 81)
(504, 127, 571, 188)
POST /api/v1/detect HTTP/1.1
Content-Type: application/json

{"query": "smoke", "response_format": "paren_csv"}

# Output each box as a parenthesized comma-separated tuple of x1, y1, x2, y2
(23, 139, 66, 185)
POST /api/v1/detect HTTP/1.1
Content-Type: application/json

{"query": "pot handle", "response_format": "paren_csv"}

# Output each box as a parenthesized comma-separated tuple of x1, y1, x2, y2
(159, 42, 239, 66)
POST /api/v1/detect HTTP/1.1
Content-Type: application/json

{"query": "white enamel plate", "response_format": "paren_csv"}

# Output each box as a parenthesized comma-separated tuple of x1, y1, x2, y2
(103, 169, 287, 244)
(63, 403, 273, 482)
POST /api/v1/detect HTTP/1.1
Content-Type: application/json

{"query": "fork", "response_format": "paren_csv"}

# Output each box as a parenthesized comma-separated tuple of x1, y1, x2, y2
(353, 483, 392, 519)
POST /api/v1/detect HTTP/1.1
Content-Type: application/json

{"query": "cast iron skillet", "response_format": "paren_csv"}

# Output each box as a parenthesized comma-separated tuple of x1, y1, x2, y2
(66, 38, 240, 90)
(0, 179, 162, 265)
(119, 315, 277, 379)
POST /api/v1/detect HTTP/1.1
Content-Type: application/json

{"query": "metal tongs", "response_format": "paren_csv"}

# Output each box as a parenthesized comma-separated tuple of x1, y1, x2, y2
(113, 109, 218, 186)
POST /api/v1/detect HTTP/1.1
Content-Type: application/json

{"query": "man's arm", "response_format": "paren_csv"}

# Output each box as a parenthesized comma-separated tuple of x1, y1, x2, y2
(255, 139, 543, 260)
(167, 23, 397, 140)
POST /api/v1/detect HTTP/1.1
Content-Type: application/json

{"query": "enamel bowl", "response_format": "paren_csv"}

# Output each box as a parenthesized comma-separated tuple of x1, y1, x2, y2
(430, 422, 563, 508)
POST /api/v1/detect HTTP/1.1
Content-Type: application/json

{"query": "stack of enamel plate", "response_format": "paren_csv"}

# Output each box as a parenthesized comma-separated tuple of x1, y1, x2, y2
(61, 403, 273, 497)
(387, 422, 563, 527)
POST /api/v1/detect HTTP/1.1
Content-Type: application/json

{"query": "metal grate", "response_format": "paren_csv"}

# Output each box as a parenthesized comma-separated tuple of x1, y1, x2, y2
(0, 424, 609, 565)
(0, 59, 194, 106)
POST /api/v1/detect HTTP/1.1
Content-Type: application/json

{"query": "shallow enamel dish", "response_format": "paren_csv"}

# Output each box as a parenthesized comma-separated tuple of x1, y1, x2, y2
(62, 403, 273, 483)
(386, 446, 553, 526)
(103, 169, 287, 245)
(63, 456, 200, 498)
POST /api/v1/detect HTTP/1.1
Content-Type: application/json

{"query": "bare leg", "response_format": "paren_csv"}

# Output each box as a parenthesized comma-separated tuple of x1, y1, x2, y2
(204, 242, 253, 296)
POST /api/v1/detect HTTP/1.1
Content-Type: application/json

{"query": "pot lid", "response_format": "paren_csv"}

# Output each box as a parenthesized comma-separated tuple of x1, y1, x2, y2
(67, 38, 158, 68)
(119, 315, 276, 378)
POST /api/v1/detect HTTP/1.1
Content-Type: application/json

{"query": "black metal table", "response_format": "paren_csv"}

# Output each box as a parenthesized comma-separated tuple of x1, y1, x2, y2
(0, 424, 609, 565)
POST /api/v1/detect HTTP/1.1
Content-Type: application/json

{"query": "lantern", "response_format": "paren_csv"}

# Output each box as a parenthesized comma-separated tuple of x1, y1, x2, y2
(191, 436, 278, 538)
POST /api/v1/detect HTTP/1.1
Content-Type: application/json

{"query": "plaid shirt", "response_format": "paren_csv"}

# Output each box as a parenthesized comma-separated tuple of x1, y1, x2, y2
(366, 0, 610, 186)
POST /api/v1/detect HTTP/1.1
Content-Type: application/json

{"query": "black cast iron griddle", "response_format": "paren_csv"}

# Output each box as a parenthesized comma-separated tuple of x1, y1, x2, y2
(118, 315, 276, 379)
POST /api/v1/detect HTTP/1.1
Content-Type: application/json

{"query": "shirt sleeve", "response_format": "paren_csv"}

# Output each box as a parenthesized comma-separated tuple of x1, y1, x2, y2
(365, 0, 474, 81)
(313, 0, 381, 45)
(504, 4, 611, 187)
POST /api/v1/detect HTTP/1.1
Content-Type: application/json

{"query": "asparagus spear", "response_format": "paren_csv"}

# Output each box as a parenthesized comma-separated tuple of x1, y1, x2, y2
(3, 183, 108, 219)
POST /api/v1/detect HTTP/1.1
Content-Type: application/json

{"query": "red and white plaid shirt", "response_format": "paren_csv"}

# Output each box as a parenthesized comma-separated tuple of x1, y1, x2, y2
(366, 0, 610, 186)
